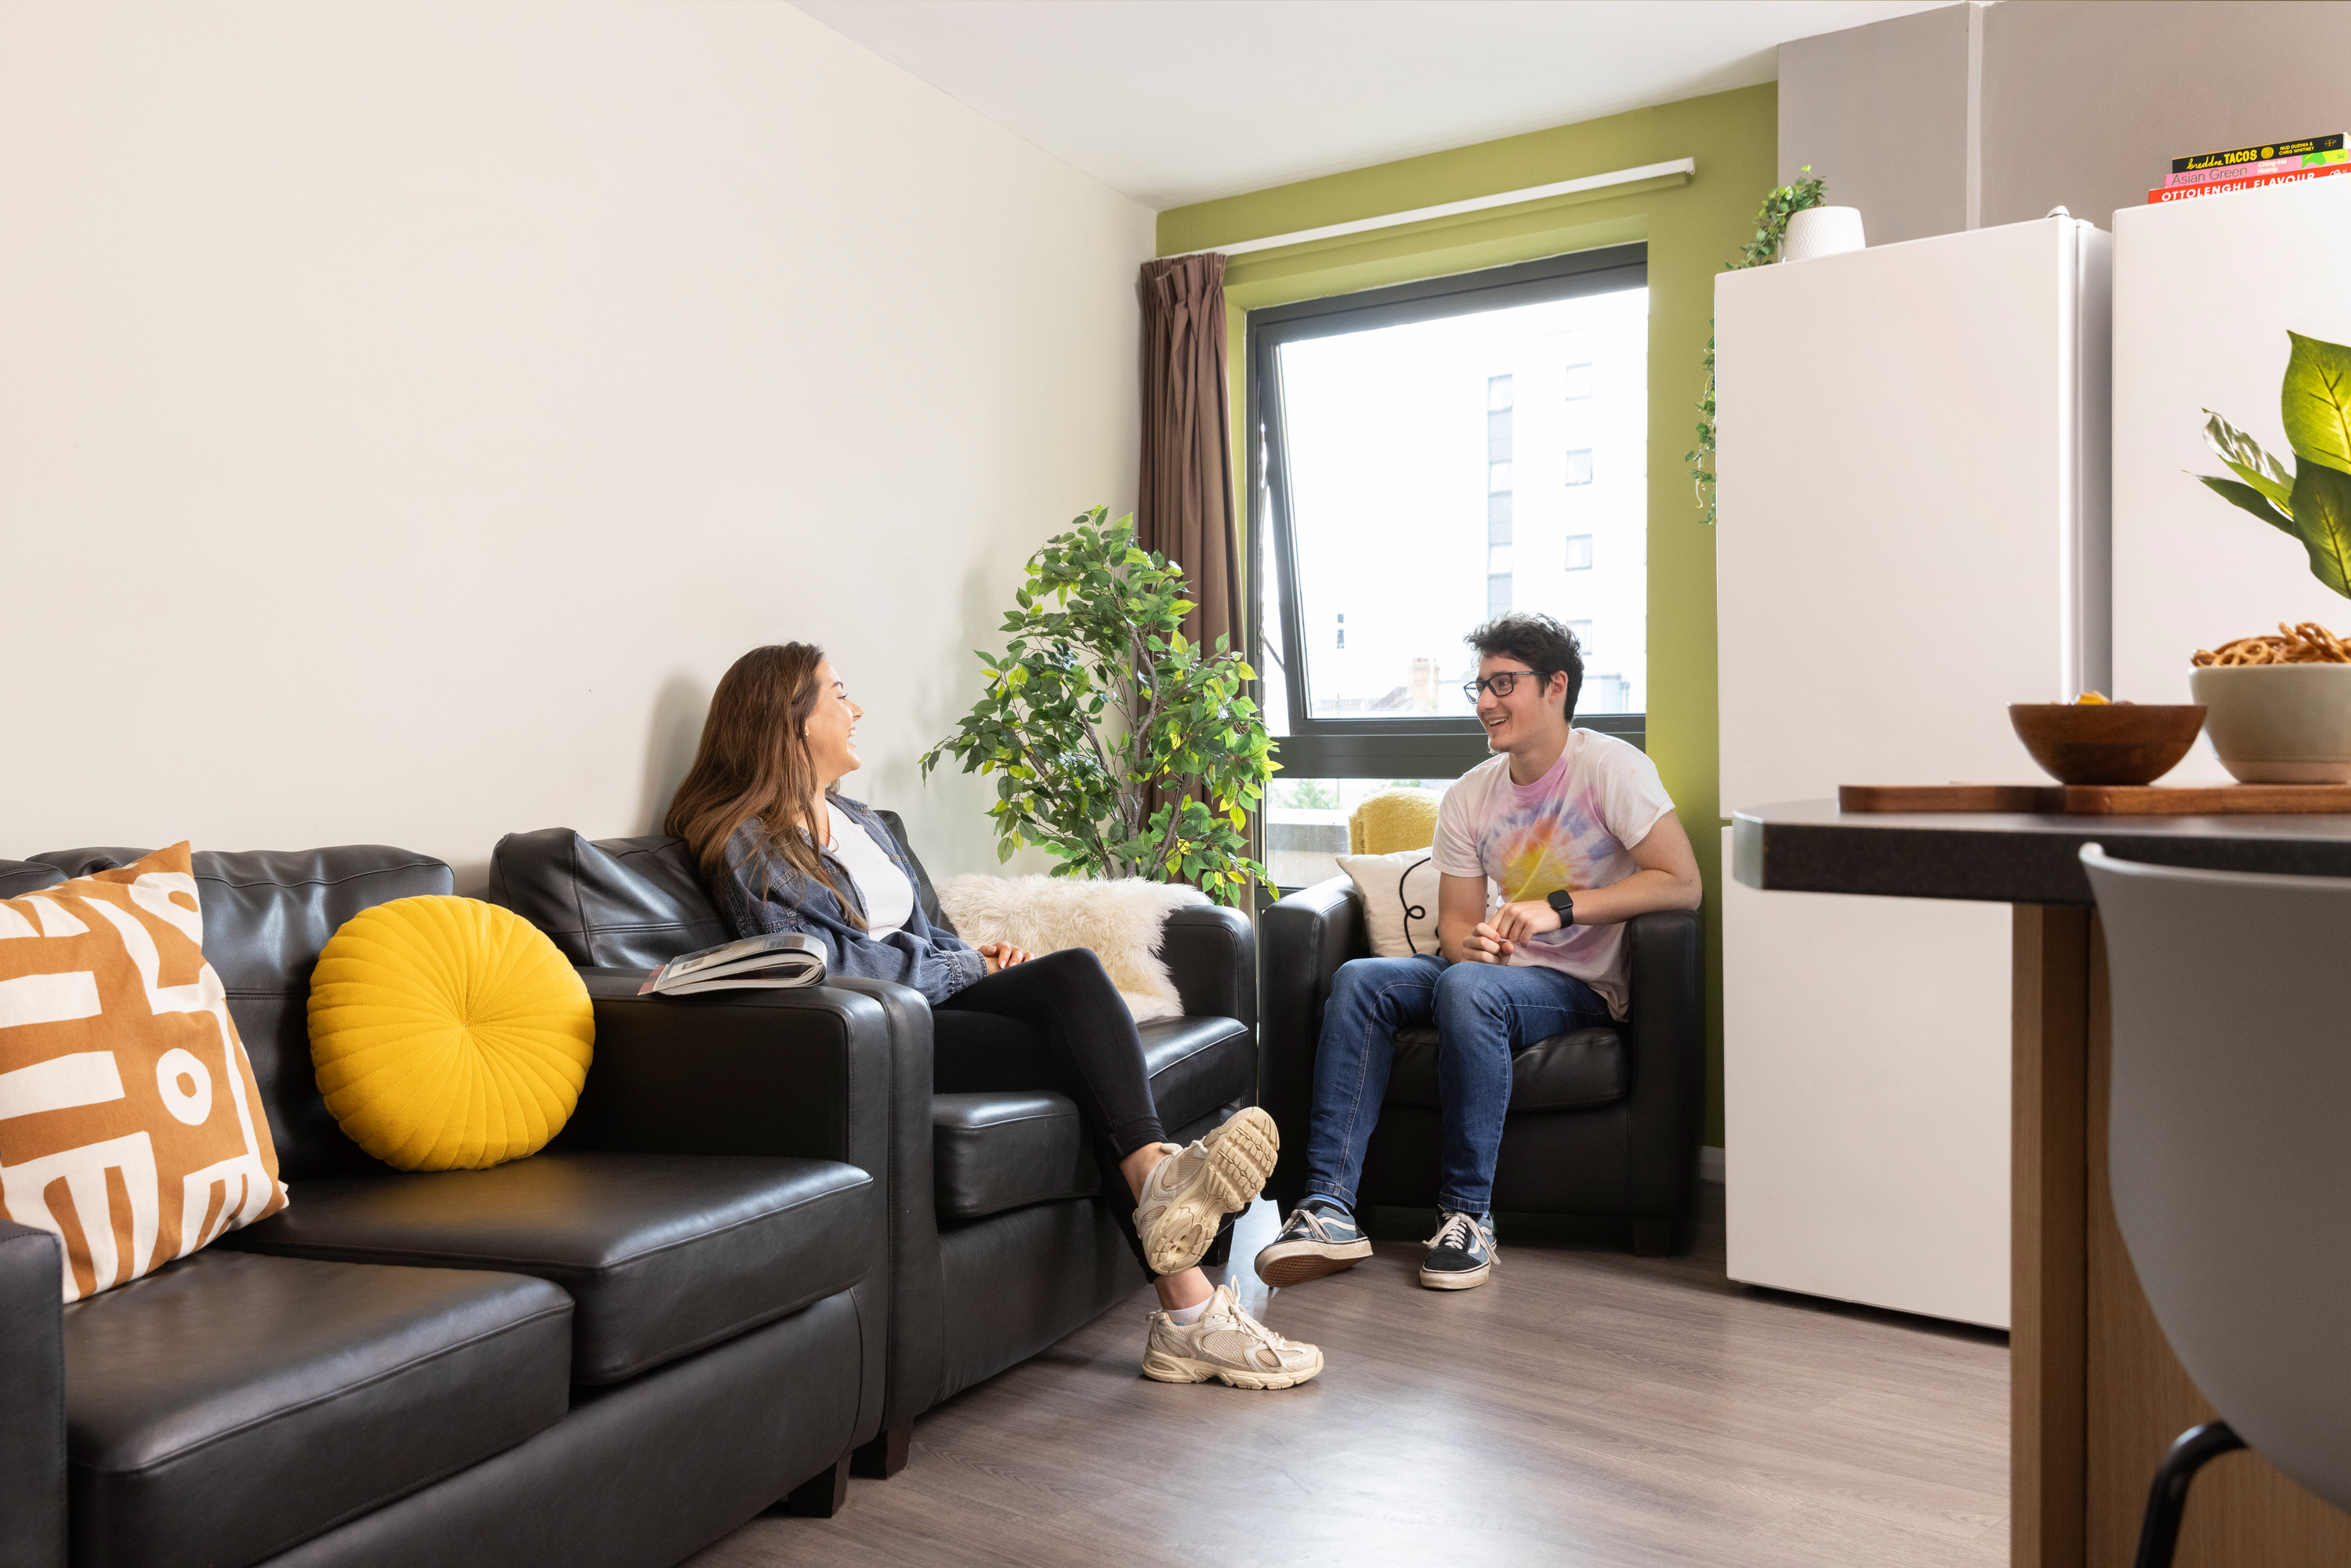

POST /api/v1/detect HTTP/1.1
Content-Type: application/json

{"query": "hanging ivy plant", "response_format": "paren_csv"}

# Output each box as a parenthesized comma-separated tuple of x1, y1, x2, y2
(1686, 168, 1828, 525)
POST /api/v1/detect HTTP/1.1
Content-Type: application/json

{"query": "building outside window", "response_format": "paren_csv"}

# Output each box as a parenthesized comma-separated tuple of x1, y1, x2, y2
(1250, 245, 1648, 885)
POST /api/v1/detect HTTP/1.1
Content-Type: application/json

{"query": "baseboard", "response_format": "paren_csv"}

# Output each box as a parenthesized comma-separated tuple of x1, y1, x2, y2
(1700, 1146, 1725, 1184)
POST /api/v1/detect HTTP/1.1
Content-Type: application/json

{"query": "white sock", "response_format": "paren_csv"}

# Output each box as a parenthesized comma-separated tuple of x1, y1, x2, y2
(1165, 1297, 1212, 1325)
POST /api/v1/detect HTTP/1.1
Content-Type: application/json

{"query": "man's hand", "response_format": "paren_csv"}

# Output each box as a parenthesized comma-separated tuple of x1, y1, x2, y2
(1460, 900, 1563, 963)
(1488, 899, 1565, 945)
(978, 941, 1032, 976)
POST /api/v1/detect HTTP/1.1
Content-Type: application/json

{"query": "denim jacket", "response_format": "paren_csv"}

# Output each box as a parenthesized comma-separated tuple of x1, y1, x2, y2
(713, 796, 985, 1005)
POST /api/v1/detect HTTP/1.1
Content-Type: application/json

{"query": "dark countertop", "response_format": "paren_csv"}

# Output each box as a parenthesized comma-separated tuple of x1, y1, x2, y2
(1731, 798, 2351, 905)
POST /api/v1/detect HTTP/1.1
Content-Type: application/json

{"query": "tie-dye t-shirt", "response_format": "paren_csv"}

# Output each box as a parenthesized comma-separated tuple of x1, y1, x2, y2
(1431, 730, 1675, 1019)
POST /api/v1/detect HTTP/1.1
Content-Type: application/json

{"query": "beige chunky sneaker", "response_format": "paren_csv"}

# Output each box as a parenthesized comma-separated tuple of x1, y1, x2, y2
(1141, 1283, 1324, 1390)
(1133, 1106, 1280, 1276)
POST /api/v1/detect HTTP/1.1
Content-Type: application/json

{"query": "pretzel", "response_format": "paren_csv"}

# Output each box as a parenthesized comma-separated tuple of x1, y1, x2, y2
(2191, 621, 2351, 666)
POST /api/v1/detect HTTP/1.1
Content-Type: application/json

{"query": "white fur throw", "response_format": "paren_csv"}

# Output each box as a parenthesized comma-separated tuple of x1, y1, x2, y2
(935, 875, 1208, 1022)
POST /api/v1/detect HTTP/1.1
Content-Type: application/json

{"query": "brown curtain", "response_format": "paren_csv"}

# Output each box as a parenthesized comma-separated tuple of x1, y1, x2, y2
(1138, 253, 1241, 654)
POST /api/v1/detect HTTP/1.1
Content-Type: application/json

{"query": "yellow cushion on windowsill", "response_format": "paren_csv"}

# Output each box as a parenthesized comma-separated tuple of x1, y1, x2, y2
(307, 896, 592, 1171)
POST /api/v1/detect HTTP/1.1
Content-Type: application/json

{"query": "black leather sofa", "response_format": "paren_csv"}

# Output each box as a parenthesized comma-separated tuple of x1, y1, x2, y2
(1259, 878, 1704, 1255)
(486, 814, 1259, 1475)
(1, 846, 889, 1568)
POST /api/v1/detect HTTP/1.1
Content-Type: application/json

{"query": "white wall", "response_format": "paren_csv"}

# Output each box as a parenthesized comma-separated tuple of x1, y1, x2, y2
(0, 2, 1155, 888)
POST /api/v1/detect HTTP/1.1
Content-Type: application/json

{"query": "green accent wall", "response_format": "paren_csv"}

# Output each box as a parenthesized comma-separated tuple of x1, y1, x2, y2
(1159, 82, 1777, 1147)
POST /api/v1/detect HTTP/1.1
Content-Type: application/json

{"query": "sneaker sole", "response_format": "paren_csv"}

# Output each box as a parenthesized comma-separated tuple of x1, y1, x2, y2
(1255, 1240, 1373, 1288)
(1418, 1258, 1495, 1290)
(1137, 1106, 1281, 1276)
(1141, 1346, 1324, 1390)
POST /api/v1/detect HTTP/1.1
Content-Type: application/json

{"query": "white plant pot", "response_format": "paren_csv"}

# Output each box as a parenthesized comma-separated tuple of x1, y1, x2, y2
(1780, 206, 1866, 263)
(2190, 664, 2351, 782)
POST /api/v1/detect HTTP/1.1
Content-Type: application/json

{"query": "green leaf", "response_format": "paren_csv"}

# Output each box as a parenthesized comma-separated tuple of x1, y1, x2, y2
(2282, 331, 2351, 475)
(2201, 411, 2295, 512)
(2289, 458, 2351, 597)
(2198, 473, 2298, 537)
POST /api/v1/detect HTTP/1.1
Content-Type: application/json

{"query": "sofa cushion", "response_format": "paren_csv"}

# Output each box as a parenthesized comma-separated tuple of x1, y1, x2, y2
(1139, 1015, 1255, 1132)
(31, 847, 457, 1182)
(63, 1248, 570, 1568)
(216, 1151, 875, 1384)
(1387, 1023, 1629, 1113)
(933, 1092, 1097, 1221)
(0, 845, 290, 1302)
(930, 1015, 1255, 1222)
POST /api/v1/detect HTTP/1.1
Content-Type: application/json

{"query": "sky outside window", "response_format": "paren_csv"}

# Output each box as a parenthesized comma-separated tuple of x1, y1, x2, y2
(1270, 284, 1648, 721)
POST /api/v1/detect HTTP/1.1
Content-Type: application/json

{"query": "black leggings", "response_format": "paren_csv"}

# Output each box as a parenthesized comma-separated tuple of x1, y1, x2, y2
(934, 947, 1178, 1279)
(933, 947, 1167, 1156)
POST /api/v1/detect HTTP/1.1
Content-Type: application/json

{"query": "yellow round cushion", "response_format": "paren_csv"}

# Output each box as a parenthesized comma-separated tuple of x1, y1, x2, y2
(307, 896, 593, 1171)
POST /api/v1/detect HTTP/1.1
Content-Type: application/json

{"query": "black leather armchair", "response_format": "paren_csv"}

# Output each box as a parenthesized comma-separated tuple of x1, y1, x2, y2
(1259, 878, 1704, 1255)
(487, 818, 1260, 1478)
(2, 846, 884, 1568)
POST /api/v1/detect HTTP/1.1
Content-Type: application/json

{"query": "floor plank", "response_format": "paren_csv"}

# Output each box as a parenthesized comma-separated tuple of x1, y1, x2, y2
(690, 1186, 2009, 1566)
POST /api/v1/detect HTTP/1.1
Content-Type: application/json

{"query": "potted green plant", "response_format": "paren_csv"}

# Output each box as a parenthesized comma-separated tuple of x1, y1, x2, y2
(2189, 329, 2351, 781)
(921, 507, 1277, 904)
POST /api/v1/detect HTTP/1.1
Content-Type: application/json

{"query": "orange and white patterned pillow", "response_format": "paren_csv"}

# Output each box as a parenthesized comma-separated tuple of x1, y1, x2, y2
(0, 842, 287, 1300)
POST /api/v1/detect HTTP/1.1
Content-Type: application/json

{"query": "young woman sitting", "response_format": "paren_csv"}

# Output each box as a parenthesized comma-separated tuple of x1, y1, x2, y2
(665, 643, 1322, 1391)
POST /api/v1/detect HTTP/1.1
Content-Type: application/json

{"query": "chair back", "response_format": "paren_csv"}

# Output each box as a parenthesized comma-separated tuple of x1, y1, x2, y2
(1347, 788, 1440, 855)
(2082, 843, 2351, 1513)
(489, 811, 945, 971)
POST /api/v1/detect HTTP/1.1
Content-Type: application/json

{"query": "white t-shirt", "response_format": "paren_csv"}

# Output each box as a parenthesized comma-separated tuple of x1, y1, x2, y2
(825, 802, 915, 941)
(1431, 729, 1675, 1019)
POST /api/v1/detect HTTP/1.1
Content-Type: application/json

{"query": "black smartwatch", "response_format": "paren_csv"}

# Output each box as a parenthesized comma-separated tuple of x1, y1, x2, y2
(1545, 889, 1575, 927)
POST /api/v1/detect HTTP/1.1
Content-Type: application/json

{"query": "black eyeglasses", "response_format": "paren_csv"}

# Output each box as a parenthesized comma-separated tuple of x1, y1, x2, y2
(1462, 668, 1549, 702)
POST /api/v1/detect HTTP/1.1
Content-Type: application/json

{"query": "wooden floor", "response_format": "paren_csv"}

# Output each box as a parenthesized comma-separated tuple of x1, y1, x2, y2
(690, 1187, 2010, 1567)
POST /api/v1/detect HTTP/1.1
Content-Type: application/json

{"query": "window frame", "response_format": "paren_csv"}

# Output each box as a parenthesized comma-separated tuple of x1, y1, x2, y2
(1246, 244, 1649, 779)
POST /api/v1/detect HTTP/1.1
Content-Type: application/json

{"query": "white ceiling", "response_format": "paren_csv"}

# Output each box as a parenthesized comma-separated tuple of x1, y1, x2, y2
(791, 0, 1948, 210)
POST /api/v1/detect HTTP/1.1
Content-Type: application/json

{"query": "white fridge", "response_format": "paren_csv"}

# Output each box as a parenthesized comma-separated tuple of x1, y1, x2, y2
(2110, 179, 2351, 736)
(1715, 215, 2112, 1327)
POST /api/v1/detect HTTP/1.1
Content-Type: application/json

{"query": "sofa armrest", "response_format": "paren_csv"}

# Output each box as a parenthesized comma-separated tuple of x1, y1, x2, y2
(0, 1221, 65, 1568)
(1621, 909, 1706, 1223)
(1259, 877, 1367, 1209)
(560, 970, 946, 1438)
(1161, 904, 1256, 1035)
(562, 972, 897, 1167)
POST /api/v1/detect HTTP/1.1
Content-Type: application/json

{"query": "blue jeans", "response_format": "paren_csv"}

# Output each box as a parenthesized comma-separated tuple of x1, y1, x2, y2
(1302, 954, 1613, 1215)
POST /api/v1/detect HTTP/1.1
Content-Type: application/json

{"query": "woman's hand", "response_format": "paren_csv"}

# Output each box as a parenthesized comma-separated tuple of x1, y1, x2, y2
(978, 942, 1032, 976)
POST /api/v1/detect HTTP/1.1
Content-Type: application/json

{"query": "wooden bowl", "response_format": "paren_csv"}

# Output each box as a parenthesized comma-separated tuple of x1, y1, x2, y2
(2008, 703, 2208, 786)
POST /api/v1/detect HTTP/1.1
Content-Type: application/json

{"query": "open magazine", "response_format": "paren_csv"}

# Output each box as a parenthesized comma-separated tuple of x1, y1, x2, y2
(637, 932, 827, 996)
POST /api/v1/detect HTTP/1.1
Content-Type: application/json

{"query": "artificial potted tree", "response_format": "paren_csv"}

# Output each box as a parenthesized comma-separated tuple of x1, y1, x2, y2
(922, 507, 1277, 904)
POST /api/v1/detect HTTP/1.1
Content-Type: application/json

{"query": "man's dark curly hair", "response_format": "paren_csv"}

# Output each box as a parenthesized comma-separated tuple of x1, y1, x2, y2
(1466, 613, 1583, 720)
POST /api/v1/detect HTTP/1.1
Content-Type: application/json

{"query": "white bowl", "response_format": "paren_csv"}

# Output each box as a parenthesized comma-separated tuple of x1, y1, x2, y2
(2190, 663, 2351, 782)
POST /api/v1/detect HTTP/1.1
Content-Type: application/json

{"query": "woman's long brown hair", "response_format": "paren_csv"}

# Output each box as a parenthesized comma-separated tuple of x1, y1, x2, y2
(665, 643, 862, 925)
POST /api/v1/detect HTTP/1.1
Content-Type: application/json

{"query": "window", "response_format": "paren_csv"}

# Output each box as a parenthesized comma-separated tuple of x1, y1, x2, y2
(1335, 611, 1345, 650)
(1250, 244, 1649, 785)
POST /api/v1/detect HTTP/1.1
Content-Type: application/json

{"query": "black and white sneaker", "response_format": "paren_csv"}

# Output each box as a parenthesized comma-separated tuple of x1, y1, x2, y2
(1419, 1209, 1498, 1290)
(1253, 1196, 1372, 1287)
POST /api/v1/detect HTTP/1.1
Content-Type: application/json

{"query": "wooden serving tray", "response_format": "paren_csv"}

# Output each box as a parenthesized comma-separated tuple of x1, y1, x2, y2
(1838, 783, 2351, 815)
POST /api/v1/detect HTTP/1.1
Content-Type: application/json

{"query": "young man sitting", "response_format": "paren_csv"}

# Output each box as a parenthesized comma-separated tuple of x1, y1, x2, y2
(1255, 613, 1704, 1291)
